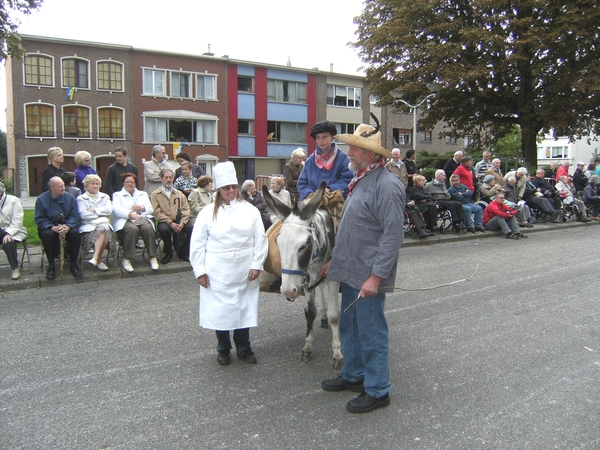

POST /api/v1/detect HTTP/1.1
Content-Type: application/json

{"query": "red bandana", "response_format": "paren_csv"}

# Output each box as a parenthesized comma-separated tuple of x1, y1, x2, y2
(314, 145, 338, 170)
(348, 159, 385, 195)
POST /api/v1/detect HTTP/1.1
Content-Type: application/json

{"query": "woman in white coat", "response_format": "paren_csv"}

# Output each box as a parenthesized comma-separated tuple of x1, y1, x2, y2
(112, 172, 159, 272)
(78, 174, 115, 271)
(190, 162, 268, 366)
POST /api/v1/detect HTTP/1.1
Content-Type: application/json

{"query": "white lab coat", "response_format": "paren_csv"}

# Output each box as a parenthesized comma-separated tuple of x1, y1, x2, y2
(190, 198, 268, 330)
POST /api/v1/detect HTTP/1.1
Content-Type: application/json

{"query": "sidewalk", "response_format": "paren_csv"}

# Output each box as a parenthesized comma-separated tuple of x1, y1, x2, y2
(1, 215, 594, 294)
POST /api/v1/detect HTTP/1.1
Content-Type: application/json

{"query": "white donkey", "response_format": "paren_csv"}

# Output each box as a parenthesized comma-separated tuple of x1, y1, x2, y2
(263, 182, 343, 369)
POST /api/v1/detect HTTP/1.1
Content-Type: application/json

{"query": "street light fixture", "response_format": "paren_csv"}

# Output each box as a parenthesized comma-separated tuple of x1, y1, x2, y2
(390, 83, 442, 151)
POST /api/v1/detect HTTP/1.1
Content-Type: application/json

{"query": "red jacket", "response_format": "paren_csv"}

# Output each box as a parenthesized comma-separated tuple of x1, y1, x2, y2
(453, 164, 474, 191)
(482, 200, 517, 226)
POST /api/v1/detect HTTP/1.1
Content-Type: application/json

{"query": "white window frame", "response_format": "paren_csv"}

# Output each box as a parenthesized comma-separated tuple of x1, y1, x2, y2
(143, 68, 166, 96)
(23, 53, 55, 87)
(96, 60, 124, 92)
(196, 74, 217, 100)
(60, 56, 91, 90)
(171, 72, 191, 98)
(24, 102, 56, 138)
(97, 106, 125, 140)
(62, 104, 92, 139)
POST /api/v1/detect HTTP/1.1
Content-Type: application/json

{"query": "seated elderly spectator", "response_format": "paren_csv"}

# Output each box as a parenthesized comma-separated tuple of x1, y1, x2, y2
(74, 151, 98, 194)
(35, 177, 82, 279)
(448, 174, 485, 233)
(61, 171, 81, 199)
(503, 167, 528, 199)
(267, 177, 292, 223)
(572, 161, 589, 195)
(188, 176, 214, 224)
(522, 179, 561, 221)
(408, 175, 438, 233)
(0, 181, 28, 280)
(424, 170, 464, 232)
(531, 168, 562, 210)
(112, 173, 159, 273)
(241, 179, 272, 231)
(480, 174, 504, 202)
(173, 161, 198, 197)
(151, 168, 193, 263)
(582, 175, 600, 220)
(483, 193, 525, 239)
(405, 200, 433, 238)
(555, 175, 590, 222)
(503, 176, 533, 228)
(386, 148, 409, 188)
(78, 175, 115, 271)
(453, 156, 476, 192)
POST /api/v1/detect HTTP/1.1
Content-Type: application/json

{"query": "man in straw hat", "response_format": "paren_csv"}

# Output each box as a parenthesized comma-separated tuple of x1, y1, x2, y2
(297, 120, 354, 200)
(319, 117, 405, 413)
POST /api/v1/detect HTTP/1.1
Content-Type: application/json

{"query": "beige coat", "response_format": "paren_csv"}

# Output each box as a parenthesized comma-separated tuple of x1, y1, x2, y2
(0, 194, 27, 241)
(385, 160, 408, 188)
(151, 187, 191, 226)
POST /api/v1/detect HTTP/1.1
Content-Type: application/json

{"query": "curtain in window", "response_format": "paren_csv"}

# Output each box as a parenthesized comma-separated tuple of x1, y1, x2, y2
(196, 121, 215, 143)
(198, 76, 215, 99)
(145, 118, 167, 142)
(280, 122, 299, 143)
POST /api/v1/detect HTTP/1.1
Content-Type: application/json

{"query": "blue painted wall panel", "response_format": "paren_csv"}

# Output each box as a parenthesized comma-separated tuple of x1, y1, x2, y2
(267, 69, 308, 82)
(238, 136, 256, 156)
(237, 65, 255, 76)
(238, 94, 255, 119)
(267, 103, 308, 122)
(268, 144, 308, 158)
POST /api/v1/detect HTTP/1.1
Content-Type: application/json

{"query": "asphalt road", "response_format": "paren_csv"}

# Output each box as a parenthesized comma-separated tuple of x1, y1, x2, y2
(2, 226, 600, 449)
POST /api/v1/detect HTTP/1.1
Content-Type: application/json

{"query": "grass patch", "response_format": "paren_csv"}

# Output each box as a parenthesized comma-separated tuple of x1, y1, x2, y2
(23, 210, 40, 245)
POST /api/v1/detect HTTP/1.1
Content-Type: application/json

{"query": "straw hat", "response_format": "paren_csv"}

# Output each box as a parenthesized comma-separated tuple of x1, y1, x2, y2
(336, 123, 392, 158)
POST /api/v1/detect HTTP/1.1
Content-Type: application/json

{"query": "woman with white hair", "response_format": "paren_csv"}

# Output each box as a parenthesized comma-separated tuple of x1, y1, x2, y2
(284, 148, 306, 204)
(74, 151, 97, 194)
(41, 147, 66, 192)
(240, 179, 272, 231)
(78, 174, 115, 270)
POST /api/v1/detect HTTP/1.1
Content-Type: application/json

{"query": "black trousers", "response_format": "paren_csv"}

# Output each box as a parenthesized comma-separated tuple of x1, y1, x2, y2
(216, 328, 251, 354)
(0, 229, 19, 270)
(38, 227, 81, 268)
(157, 222, 193, 259)
(437, 200, 465, 223)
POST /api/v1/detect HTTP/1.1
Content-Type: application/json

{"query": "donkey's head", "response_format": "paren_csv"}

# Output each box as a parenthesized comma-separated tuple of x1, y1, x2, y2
(263, 182, 327, 299)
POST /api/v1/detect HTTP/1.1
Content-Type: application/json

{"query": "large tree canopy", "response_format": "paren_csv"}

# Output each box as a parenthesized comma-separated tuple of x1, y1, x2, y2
(355, 0, 600, 166)
(0, 0, 43, 61)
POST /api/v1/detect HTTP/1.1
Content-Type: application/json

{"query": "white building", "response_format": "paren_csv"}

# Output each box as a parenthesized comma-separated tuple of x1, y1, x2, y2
(537, 132, 600, 174)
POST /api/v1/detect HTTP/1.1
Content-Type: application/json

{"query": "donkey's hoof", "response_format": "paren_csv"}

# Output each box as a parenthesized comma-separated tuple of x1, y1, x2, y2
(302, 351, 312, 362)
(333, 358, 344, 369)
(321, 319, 329, 329)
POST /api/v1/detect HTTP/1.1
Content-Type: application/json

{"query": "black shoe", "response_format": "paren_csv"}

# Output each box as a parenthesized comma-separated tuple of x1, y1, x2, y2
(217, 351, 231, 366)
(506, 232, 514, 239)
(46, 265, 56, 280)
(321, 374, 364, 392)
(161, 252, 173, 264)
(452, 223, 461, 232)
(475, 227, 486, 232)
(346, 392, 390, 414)
(467, 227, 476, 233)
(237, 350, 257, 364)
(70, 265, 83, 278)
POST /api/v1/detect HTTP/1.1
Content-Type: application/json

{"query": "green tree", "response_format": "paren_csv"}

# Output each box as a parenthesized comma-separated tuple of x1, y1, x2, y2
(0, 0, 43, 61)
(355, 0, 600, 168)
(0, 129, 6, 167)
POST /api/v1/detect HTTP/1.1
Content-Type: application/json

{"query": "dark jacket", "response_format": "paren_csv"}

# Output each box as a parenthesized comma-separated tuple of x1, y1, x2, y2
(572, 168, 588, 192)
(105, 161, 139, 198)
(41, 165, 66, 192)
(408, 185, 433, 204)
(241, 191, 272, 231)
(34, 191, 80, 230)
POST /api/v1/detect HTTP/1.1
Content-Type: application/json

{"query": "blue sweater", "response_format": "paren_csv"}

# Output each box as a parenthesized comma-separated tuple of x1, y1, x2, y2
(74, 166, 98, 194)
(35, 191, 80, 230)
(297, 146, 354, 200)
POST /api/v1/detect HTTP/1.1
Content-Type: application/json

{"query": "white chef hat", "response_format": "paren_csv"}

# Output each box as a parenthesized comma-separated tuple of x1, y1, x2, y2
(213, 161, 238, 189)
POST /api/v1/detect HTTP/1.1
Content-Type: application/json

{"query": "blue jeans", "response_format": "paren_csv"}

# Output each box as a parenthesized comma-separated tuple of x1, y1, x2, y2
(340, 283, 390, 398)
(461, 203, 483, 228)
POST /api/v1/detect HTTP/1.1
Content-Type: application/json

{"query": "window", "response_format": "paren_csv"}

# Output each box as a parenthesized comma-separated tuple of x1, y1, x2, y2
(97, 61, 123, 91)
(445, 135, 458, 144)
(393, 128, 412, 146)
(550, 146, 568, 158)
(62, 58, 89, 88)
(98, 107, 124, 139)
(196, 74, 216, 100)
(421, 130, 432, 142)
(24, 55, 53, 86)
(238, 76, 253, 93)
(171, 72, 191, 98)
(144, 115, 217, 144)
(238, 120, 253, 135)
(334, 123, 358, 135)
(143, 69, 165, 96)
(63, 106, 90, 138)
(326, 84, 362, 108)
(267, 121, 306, 144)
(267, 79, 306, 103)
(25, 104, 54, 137)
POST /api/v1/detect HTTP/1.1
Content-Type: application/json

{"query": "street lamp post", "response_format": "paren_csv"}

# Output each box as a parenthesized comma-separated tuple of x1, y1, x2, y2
(390, 83, 442, 151)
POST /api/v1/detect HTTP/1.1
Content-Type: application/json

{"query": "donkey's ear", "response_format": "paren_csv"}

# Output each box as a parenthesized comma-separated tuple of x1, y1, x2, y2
(299, 181, 327, 221)
(263, 185, 292, 221)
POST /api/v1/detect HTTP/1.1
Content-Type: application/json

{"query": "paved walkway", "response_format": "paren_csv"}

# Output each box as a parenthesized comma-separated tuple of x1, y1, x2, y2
(1, 210, 594, 293)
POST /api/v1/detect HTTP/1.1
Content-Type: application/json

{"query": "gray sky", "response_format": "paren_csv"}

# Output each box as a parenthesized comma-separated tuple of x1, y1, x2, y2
(1, 0, 367, 130)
